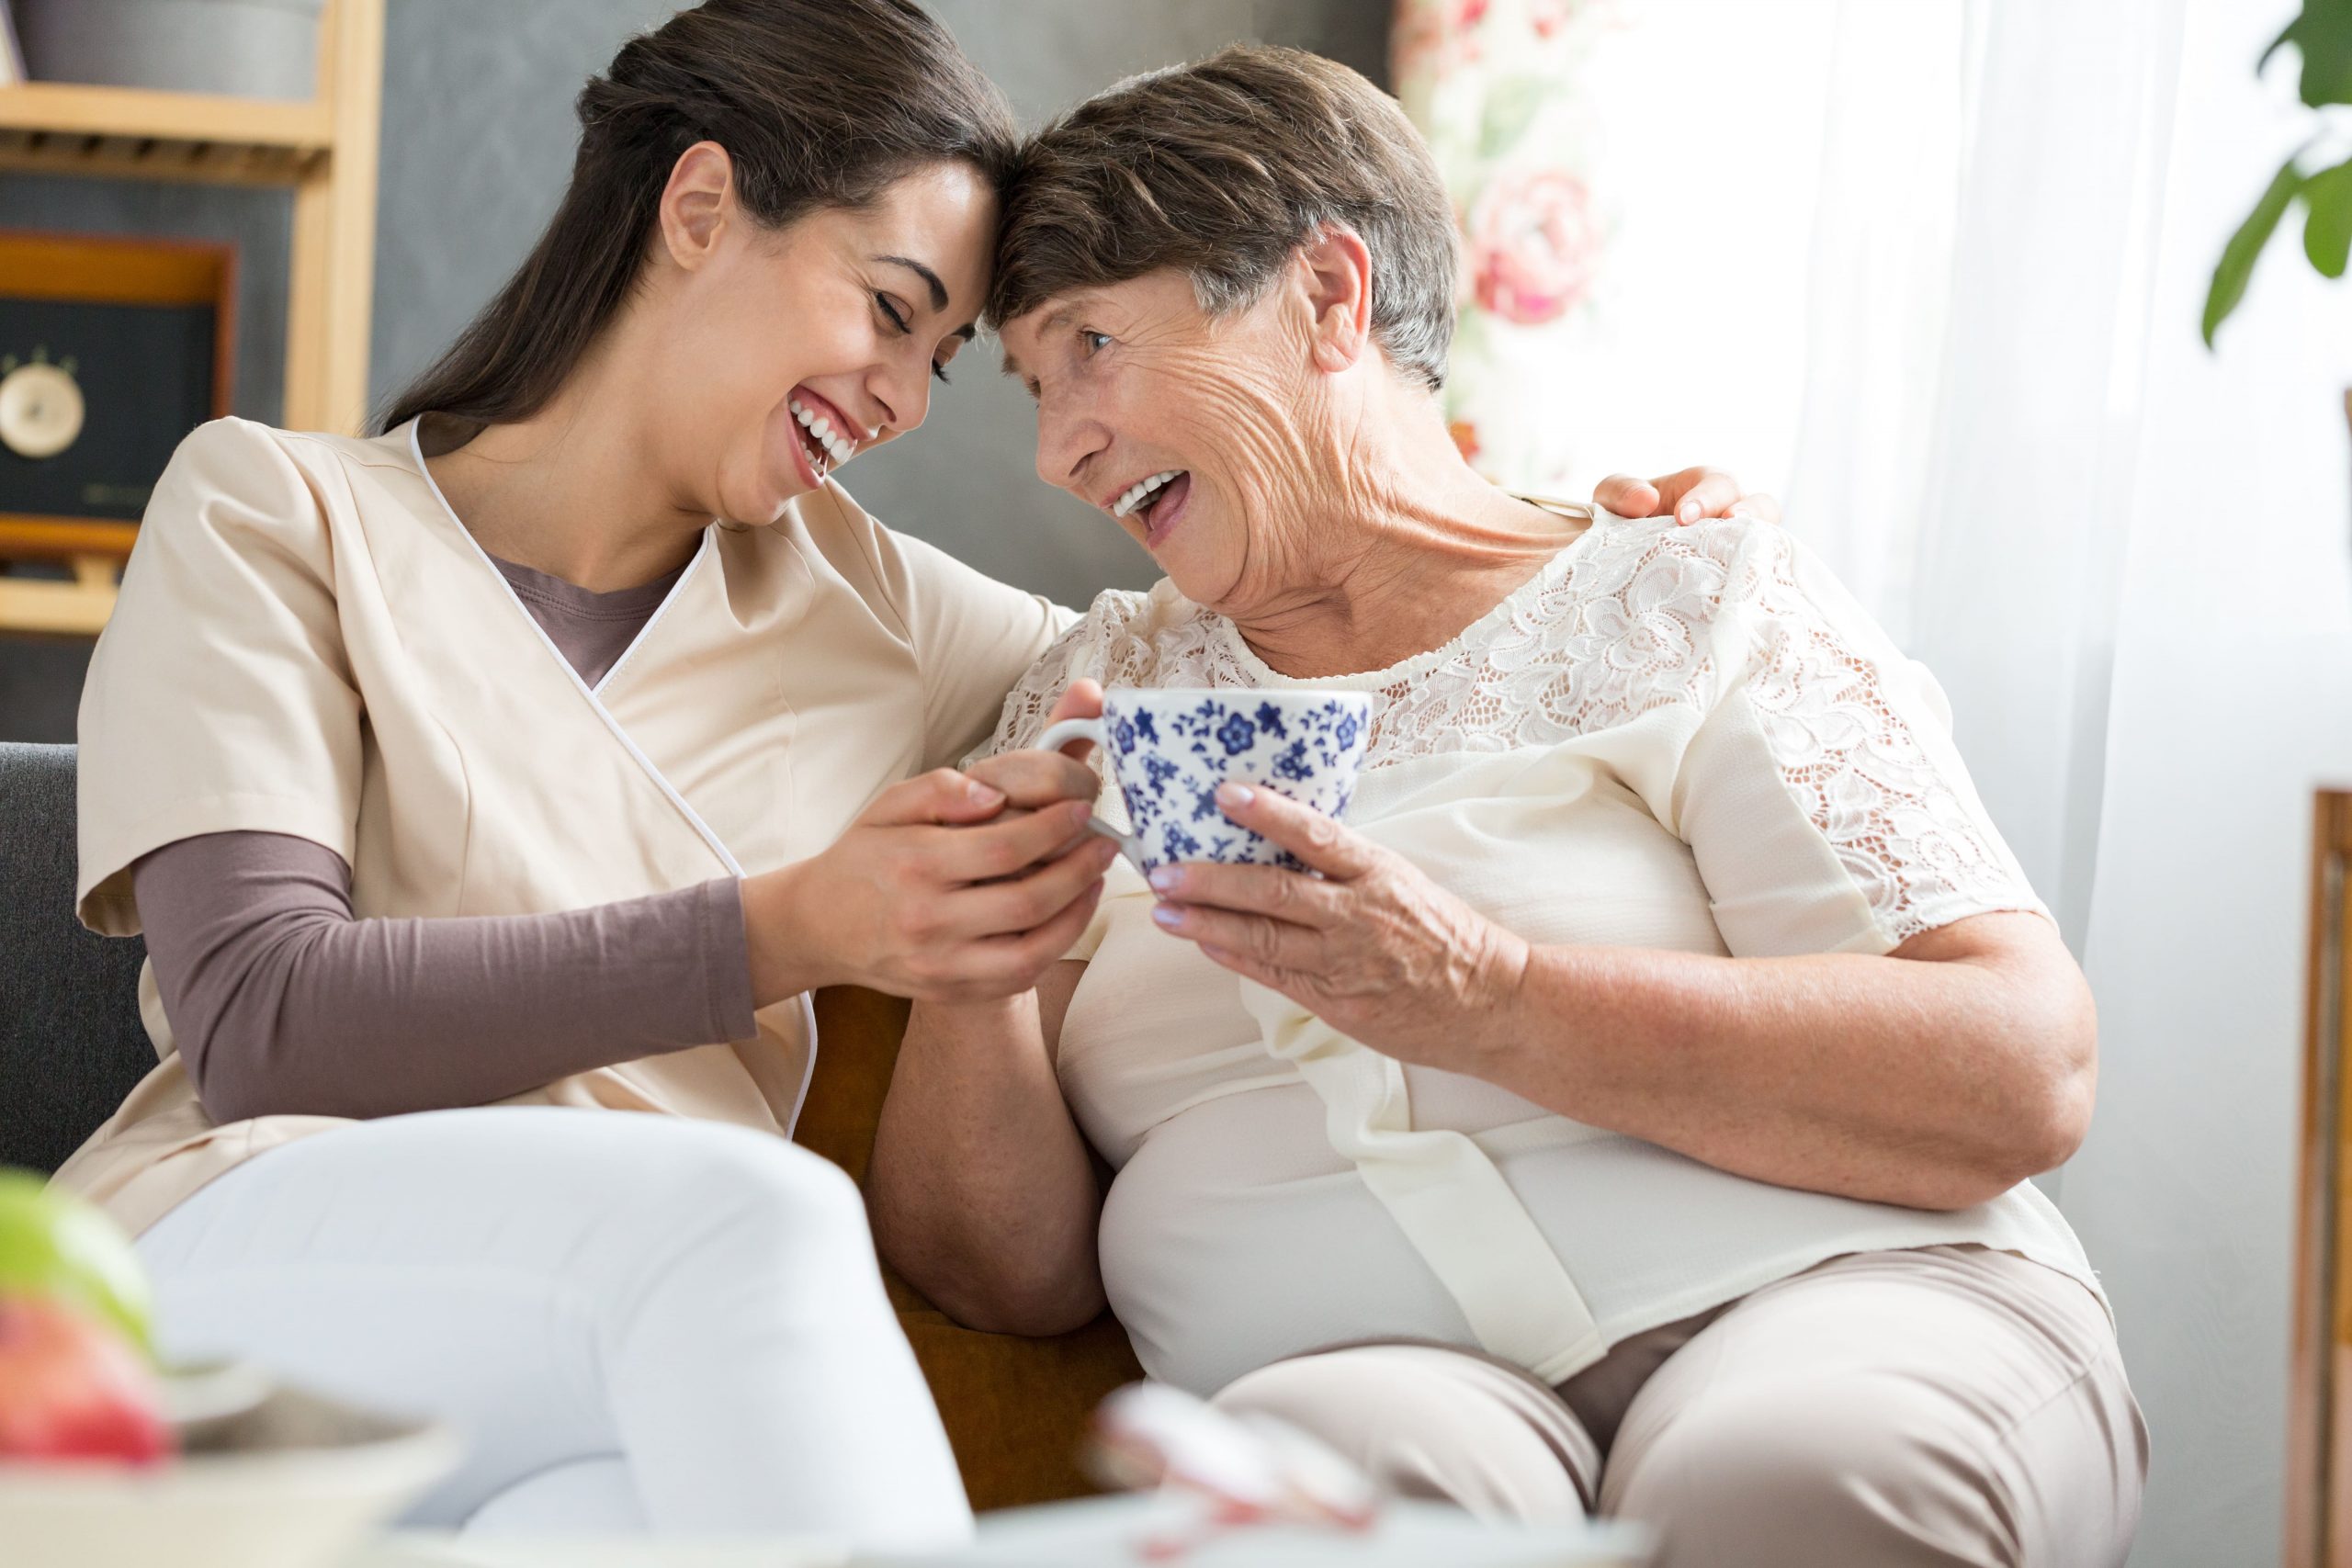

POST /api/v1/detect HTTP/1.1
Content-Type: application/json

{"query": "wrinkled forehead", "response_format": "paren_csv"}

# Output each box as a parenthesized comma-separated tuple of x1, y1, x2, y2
(996, 296, 1088, 380)
(997, 272, 1215, 381)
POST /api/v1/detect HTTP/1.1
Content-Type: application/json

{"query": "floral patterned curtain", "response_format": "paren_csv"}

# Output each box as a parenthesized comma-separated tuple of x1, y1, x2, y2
(1394, 0, 1612, 495)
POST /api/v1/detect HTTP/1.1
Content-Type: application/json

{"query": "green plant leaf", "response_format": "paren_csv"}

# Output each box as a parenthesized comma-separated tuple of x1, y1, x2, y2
(2305, 155, 2352, 276)
(2204, 156, 2305, 346)
(2267, 1, 2352, 107)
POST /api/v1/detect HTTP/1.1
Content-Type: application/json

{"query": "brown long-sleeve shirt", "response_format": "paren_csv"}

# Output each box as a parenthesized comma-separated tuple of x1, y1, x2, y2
(130, 554, 760, 1123)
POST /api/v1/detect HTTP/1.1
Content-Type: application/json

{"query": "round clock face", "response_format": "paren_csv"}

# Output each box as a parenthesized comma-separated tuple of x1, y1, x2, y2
(0, 361, 86, 460)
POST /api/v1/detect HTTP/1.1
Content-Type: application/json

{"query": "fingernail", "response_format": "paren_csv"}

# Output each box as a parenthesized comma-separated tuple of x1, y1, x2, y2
(1148, 867, 1178, 892)
(1095, 839, 1122, 864)
(966, 780, 1004, 806)
(1216, 783, 1255, 808)
(1678, 500, 1700, 524)
(1151, 904, 1182, 929)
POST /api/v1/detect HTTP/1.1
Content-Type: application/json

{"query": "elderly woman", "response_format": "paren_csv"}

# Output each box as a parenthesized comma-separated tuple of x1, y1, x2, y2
(868, 44, 2145, 1568)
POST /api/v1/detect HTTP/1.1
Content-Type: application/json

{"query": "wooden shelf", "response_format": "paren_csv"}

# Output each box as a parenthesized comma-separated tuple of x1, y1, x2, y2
(0, 81, 334, 186)
(0, 555, 119, 637)
(0, 518, 141, 560)
(0, 0, 383, 637)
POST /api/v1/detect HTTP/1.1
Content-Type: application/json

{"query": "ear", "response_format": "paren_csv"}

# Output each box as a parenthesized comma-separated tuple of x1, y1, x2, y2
(1295, 225, 1374, 375)
(657, 141, 737, 272)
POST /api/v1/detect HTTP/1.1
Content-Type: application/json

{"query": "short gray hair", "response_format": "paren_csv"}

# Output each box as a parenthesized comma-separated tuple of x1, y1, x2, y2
(989, 45, 1459, 392)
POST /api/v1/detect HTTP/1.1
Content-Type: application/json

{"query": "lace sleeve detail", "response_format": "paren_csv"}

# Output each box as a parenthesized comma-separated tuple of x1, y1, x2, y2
(967, 586, 1160, 761)
(1713, 525, 2044, 943)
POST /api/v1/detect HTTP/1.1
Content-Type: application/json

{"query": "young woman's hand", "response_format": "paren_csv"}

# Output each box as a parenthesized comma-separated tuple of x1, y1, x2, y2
(743, 768, 1114, 1005)
(1593, 467, 1781, 525)
(741, 682, 1115, 1005)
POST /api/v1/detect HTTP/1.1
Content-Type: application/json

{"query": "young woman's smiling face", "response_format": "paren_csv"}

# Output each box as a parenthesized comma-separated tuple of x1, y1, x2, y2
(660, 154, 997, 525)
(1000, 265, 1336, 611)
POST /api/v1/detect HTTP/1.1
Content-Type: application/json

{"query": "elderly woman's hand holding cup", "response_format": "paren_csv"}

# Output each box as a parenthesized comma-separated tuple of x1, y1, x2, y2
(1031, 681, 1515, 1070)
(1140, 782, 1527, 1074)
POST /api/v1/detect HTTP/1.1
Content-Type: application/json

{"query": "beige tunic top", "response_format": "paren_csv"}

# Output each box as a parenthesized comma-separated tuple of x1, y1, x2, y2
(53, 416, 1068, 1235)
(983, 511, 2102, 1395)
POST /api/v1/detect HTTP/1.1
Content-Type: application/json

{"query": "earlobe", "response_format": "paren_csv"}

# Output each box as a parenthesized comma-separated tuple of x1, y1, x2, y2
(658, 141, 736, 270)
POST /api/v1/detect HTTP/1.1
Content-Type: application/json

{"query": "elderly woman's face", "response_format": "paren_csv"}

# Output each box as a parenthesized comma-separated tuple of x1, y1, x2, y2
(1002, 268, 1323, 605)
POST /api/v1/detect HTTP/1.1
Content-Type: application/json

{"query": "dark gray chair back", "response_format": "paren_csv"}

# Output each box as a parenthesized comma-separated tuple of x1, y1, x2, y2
(0, 744, 154, 1172)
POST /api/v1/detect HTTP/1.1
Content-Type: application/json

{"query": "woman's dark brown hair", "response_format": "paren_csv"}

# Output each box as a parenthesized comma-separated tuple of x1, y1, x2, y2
(378, 0, 1017, 434)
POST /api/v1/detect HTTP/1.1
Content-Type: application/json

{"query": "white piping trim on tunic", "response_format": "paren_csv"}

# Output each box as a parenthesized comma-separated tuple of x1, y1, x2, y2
(405, 423, 823, 1134)
(406, 423, 741, 878)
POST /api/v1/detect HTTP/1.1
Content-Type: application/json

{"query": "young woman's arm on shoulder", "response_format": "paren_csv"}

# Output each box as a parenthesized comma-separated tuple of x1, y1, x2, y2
(867, 959, 1106, 1336)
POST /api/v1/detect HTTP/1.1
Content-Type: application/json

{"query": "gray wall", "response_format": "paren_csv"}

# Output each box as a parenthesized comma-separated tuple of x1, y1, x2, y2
(0, 0, 1388, 739)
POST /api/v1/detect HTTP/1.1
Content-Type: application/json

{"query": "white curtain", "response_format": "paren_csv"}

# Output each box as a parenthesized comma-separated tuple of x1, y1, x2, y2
(1789, 0, 2185, 952)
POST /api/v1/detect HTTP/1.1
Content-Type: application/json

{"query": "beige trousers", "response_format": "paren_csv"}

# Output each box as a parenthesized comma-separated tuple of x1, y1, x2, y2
(1209, 1247, 2147, 1567)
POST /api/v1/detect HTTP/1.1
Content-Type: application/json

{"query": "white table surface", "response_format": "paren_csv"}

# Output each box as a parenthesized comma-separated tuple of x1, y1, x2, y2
(349, 1498, 1650, 1568)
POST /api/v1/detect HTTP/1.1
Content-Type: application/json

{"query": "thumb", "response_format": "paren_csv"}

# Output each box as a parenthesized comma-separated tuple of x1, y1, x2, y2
(1049, 678, 1104, 724)
(1046, 678, 1105, 763)
(866, 767, 1006, 828)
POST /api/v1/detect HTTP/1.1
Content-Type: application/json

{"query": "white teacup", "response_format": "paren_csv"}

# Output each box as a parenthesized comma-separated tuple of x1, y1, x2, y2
(1035, 687, 1374, 874)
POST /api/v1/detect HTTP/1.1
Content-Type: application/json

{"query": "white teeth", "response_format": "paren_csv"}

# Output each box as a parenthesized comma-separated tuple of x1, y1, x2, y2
(1112, 469, 1182, 518)
(790, 397, 857, 474)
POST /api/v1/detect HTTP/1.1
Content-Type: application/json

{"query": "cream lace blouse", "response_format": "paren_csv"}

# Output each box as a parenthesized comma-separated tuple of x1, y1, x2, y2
(981, 509, 2101, 1397)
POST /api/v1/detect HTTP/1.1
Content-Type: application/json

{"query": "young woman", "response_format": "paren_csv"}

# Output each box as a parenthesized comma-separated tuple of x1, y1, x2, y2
(51, 0, 1753, 1543)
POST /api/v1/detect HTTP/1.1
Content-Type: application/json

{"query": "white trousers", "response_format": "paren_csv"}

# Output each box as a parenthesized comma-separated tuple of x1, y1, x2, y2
(135, 1108, 970, 1549)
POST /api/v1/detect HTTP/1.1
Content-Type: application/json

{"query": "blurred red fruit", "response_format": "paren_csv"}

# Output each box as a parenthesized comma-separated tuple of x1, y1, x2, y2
(0, 1295, 173, 1466)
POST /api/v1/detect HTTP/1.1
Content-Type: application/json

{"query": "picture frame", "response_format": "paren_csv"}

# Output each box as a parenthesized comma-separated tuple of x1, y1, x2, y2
(0, 229, 235, 563)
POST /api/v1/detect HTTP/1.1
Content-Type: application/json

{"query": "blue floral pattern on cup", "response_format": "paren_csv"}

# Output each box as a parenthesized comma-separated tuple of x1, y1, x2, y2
(1093, 689, 1373, 873)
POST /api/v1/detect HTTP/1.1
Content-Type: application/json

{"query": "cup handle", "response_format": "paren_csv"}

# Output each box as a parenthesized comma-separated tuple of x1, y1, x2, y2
(1033, 716, 1146, 872)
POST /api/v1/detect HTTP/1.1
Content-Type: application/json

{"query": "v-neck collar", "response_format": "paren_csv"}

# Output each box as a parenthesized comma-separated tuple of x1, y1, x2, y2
(401, 419, 743, 876)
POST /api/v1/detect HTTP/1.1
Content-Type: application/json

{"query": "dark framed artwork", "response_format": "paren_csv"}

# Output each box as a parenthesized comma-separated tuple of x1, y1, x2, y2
(0, 230, 234, 560)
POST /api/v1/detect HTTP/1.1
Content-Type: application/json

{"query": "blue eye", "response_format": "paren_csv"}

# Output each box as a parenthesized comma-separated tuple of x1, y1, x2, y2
(1080, 330, 1112, 355)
